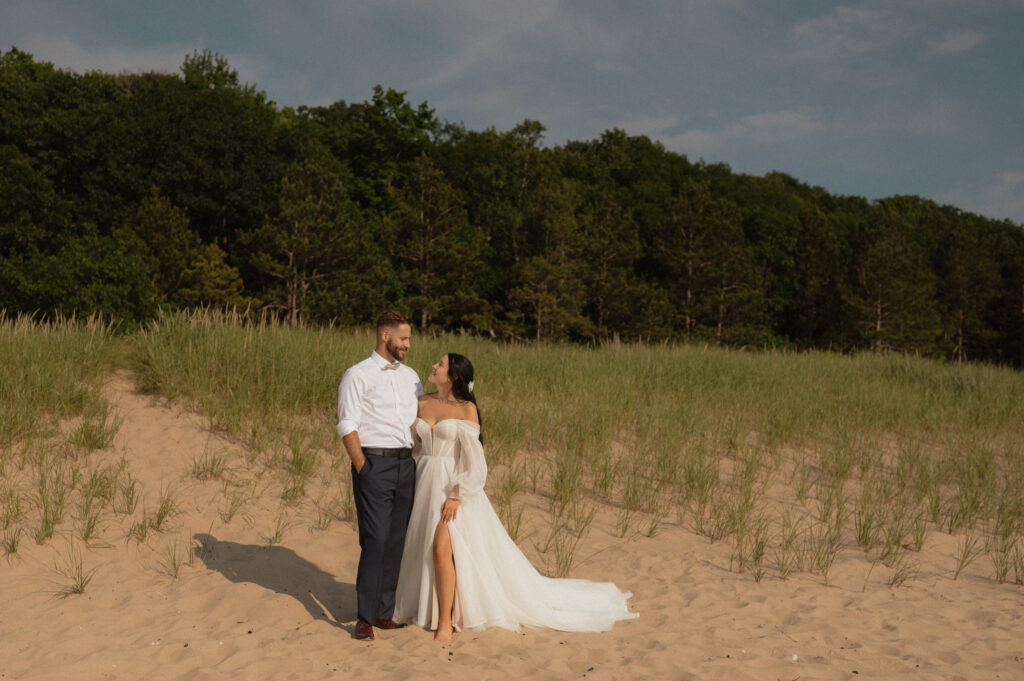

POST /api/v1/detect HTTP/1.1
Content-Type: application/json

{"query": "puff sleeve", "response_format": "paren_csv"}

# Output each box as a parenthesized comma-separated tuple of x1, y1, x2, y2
(446, 421, 487, 500)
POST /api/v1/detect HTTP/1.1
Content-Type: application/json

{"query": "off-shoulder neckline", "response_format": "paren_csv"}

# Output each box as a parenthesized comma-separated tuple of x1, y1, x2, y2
(415, 416, 480, 430)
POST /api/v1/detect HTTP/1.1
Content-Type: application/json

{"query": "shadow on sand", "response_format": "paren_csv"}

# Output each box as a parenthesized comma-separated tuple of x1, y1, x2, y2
(193, 533, 358, 634)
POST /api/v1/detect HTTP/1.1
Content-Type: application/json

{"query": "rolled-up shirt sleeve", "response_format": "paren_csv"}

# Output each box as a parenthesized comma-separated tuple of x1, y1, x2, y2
(337, 369, 362, 438)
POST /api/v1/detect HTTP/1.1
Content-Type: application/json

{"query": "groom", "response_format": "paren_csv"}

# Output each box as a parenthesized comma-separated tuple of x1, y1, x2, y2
(337, 310, 423, 640)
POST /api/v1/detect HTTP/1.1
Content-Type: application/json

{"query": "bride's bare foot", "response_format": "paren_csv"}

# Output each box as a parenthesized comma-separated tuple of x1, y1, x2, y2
(433, 625, 455, 642)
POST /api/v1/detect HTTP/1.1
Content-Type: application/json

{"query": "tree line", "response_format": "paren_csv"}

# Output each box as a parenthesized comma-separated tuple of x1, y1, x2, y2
(2, 48, 1023, 366)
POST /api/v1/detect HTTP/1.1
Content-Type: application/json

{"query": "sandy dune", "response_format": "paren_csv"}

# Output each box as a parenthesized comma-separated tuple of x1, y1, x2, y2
(2, 376, 1022, 680)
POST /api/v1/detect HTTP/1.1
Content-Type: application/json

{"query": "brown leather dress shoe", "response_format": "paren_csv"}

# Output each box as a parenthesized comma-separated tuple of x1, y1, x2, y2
(374, 619, 408, 630)
(352, 619, 375, 640)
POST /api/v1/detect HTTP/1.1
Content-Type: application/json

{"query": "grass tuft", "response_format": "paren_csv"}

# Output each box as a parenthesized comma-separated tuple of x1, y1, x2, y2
(953, 532, 983, 580)
(50, 539, 97, 598)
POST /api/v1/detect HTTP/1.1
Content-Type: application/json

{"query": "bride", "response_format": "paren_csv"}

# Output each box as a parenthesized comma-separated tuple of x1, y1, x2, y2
(393, 353, 638, 641)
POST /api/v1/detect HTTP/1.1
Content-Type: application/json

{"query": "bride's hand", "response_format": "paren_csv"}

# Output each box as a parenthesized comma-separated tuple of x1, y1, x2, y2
(441, 498, 459, 523)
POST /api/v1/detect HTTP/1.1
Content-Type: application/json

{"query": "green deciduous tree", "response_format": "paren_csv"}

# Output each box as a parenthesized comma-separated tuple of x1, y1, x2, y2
(121, 52, 284, 247)
(303, 86, 438, 211)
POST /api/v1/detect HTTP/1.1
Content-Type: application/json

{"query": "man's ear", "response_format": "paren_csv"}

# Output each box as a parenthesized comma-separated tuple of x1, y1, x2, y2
(380, 327, 390, 342)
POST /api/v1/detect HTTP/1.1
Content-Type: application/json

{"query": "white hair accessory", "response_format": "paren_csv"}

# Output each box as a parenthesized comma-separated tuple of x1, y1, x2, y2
(468, 380, 475, 392)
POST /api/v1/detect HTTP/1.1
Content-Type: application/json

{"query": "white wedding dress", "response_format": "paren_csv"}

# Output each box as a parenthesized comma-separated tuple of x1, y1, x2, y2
(393, 418, 638, 633)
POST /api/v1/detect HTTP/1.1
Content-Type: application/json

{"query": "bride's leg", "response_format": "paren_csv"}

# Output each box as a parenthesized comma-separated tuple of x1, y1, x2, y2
(432, 521, 456, 642)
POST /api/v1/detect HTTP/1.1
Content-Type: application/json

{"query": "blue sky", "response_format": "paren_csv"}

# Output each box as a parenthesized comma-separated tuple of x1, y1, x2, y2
(4, 0, 1023, 224)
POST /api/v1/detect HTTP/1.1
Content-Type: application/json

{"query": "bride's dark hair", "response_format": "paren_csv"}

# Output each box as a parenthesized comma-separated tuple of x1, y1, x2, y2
(447, 352, 483, 444)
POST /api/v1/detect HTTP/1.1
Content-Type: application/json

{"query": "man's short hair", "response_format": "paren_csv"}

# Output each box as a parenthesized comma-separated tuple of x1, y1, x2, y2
(376, 310, 411, 333)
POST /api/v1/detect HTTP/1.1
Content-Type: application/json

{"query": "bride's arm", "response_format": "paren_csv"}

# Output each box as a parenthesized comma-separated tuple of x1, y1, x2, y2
(446, 423, 488, 500)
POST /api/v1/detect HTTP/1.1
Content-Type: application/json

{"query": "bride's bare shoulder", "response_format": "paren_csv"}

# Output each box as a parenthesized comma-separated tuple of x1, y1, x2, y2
(459, 401, 480, 424)
(417, 393, 438, 419)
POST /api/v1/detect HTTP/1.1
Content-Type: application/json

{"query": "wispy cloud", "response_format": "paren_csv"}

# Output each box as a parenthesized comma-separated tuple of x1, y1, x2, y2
(411, 1, 633, 91)
(8, 26, 277, 92)
(791, 5, 897, 59)
(931, 29, 984, 54)
(939, 171, 1024, 223)
(969, 171, 1024, 223)
(12, 32, 190, 75)
(662, 108, 826, 158)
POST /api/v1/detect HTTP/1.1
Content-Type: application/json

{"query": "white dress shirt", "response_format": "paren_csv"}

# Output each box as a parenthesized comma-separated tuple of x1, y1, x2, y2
(337, 350, 423, 448)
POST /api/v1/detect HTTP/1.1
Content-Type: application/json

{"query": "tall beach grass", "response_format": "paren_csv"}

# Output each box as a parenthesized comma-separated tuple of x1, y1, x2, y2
(3, 309, 1023, 588)
(0, 313, 119, 448)
(1, 314, 125, 555)
(122, 311, 1024, 585)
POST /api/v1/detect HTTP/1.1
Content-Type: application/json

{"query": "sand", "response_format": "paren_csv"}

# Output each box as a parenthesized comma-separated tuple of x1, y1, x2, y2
(1, 375, 1022, 681)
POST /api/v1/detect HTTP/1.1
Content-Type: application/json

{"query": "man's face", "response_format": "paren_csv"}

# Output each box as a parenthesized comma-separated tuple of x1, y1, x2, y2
(384, 323, 412, 362)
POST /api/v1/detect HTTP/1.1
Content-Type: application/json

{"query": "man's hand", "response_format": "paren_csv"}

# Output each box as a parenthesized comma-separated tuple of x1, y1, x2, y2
(440, 498, 460, 523)
(342, 431, 367, 473)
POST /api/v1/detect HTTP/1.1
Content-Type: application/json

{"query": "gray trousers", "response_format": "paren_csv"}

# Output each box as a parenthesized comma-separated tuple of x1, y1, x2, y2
(351, 453, 416, 624)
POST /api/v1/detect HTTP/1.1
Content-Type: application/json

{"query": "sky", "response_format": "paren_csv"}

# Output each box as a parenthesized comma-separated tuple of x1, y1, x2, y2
(4, 0, 1024, 225)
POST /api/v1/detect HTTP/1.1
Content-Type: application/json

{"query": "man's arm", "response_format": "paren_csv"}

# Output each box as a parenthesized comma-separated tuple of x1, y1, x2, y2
(342, 431, 366, 473)
(337, 369, 366, 472)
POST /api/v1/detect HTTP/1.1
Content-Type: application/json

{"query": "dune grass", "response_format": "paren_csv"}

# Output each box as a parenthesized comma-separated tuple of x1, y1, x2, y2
(3, 309, 1024, 588)
(121, 310, 1024, 586)
(0, 314, 127, 557)
(0, 313, 119, 447)
(50, 539, 97, 598)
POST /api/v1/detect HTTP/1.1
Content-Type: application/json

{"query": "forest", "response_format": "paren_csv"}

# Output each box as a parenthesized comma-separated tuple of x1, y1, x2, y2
(2, 47, 1023, 366)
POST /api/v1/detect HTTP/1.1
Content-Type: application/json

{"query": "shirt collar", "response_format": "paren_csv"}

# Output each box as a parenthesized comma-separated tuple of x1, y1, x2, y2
(370, 350, 401, 368)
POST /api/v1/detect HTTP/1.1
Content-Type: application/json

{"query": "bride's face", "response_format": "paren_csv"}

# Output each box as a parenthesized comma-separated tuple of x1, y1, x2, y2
(428, 355, 451, 388)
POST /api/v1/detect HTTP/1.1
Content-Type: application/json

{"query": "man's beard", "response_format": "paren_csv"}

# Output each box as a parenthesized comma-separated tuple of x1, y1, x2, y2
(386, 339, 406, 361)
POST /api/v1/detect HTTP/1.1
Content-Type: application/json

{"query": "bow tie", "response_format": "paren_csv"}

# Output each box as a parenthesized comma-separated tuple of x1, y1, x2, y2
(382, 362, 400, 371)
